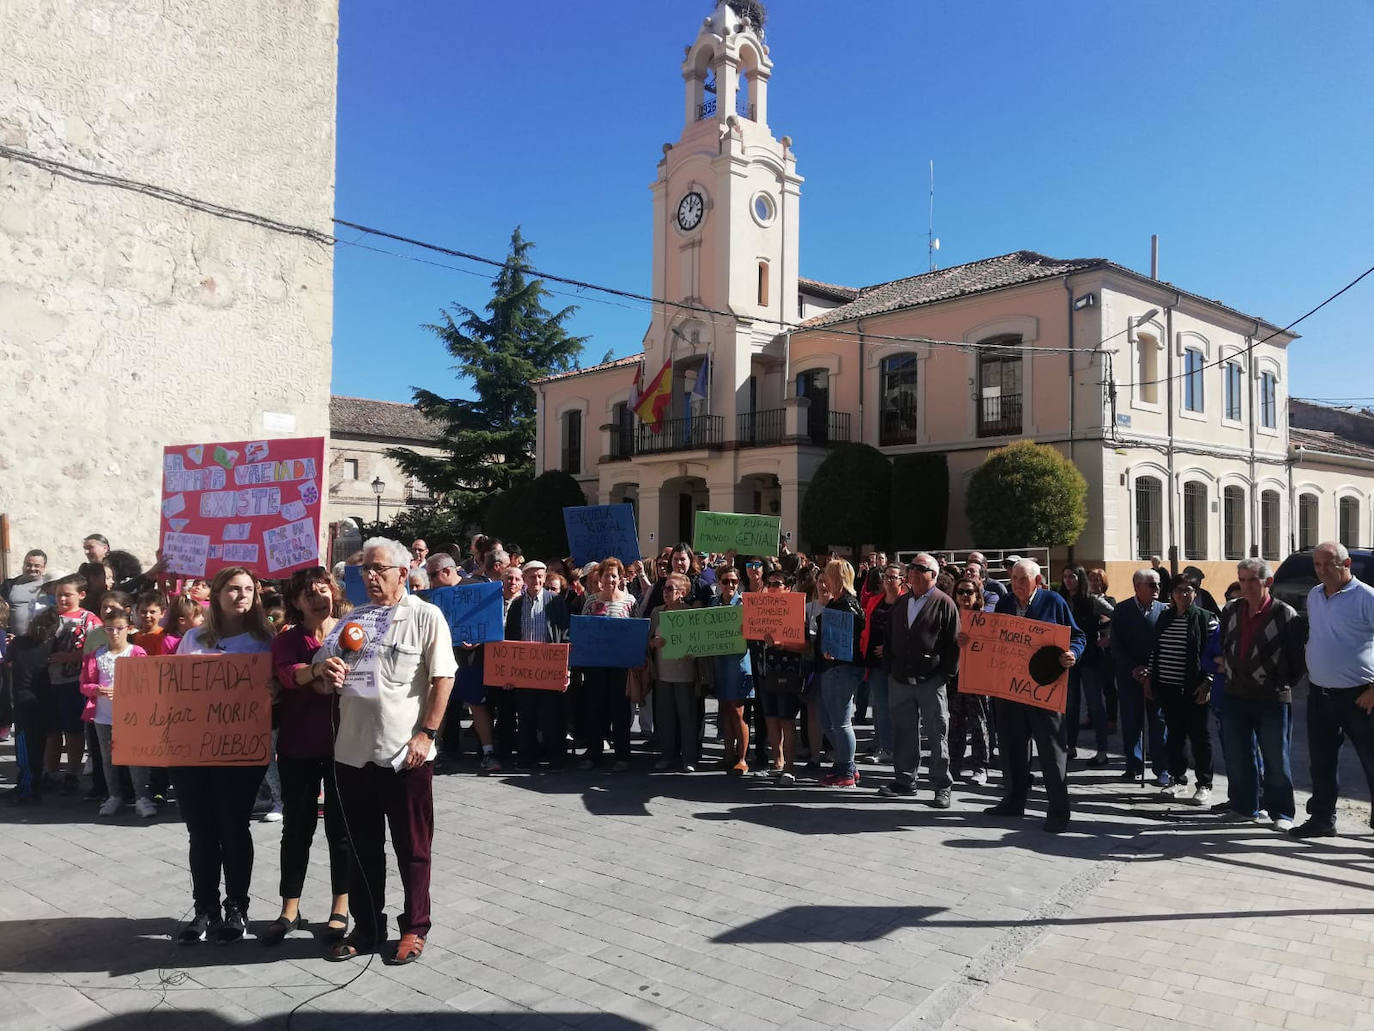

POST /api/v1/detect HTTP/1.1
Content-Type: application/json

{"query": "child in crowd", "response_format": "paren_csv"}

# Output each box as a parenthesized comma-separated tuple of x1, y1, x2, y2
(79, 609, 154, 817)
(187, 579, 211, 606)
(46, 575, 100, 793)
(166, 593, 204, 641)
(132, 591, 176, 656)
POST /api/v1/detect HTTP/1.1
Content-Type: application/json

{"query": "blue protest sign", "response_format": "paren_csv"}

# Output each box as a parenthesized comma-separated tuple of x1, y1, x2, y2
(563, 504, 640, 567)
(343, 565, 368, 606)
(569, 615, 651, 669)
(820, 608, 855, 662)
(421, 581, 504, 644)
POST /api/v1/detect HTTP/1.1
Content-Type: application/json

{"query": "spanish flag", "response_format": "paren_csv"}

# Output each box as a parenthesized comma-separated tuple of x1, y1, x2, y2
(633, 357, 673, 430)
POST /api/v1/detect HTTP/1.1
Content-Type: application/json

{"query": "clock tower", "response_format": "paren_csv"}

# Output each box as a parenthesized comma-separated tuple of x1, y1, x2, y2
(644, 0, 801, 429)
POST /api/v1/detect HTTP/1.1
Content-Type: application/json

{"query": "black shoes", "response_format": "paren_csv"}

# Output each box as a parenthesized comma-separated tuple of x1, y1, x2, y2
(217, 904, 247, 944)
(1043, 814, 1070, 834)
(878, 782, 916, 798)
(259, 912, 307, 946)
(1289, 819, 1337, 839)
(932, 789, 952, 809)
(985, 799, 1025, 817)
(178, 910, 224, 945)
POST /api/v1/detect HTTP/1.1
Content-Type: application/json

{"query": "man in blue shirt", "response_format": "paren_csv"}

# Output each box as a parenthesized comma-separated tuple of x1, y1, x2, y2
(1293, 541, 1374, 838)
(1111, 570, 1171, 784)
(963, 559, 1085, 833)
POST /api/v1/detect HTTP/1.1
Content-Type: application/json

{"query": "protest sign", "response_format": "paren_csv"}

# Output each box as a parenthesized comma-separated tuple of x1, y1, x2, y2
(563, 504, 640, 566)
(483, 641, 570, 691)
(159, 436, 325, 578)
(820, 608, 855, 662)
(658, 606, 746, 659)
(569, 615, 650, 668)
(320, 604, 397, 699)
(958, 610, 1071, 713)
(112, 653, 273, 767)
(742, 591, 806, 645)
(422, 582, 504, 644)
(343, 565, 369, 606)
(692, 511, 781, 555)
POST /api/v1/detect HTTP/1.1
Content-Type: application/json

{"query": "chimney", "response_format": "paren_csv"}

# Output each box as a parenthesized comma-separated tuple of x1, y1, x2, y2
(1150, 234, 1159, 280)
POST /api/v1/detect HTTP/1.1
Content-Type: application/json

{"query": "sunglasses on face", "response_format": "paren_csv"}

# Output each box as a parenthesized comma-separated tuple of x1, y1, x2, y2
(908, 565, 937, 576)
(746, 562, 762, 569)
(721, 578, 740, 585)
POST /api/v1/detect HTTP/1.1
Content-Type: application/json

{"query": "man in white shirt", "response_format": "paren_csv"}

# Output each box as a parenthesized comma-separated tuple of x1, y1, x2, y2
(316, 537, 456, 965)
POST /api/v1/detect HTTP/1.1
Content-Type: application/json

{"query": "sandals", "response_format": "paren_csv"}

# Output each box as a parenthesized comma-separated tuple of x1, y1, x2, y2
(326, 933, 375, 962)
(385, 932, 426, 966)
(324, 912, 349, 942)
(259, 912, 306, 946)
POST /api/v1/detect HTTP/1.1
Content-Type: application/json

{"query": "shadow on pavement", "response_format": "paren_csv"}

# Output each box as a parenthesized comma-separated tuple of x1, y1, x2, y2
(71, 1011, 650, 1031)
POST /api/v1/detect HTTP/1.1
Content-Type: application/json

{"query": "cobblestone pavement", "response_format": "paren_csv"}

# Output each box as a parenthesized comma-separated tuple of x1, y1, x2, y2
(0, 692, 1369, 1031)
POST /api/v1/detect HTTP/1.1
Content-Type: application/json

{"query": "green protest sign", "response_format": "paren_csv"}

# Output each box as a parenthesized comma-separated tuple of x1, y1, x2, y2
(658, 606, 746, 659)
(692, 511, 782, 555)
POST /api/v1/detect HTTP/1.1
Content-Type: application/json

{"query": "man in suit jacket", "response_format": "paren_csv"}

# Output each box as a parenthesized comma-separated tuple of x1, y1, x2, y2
(879, 554, 961, 807)
(502, 561, 571, 769)
(1111, 569, 1170, 784)
(974, 559, 1085, 834)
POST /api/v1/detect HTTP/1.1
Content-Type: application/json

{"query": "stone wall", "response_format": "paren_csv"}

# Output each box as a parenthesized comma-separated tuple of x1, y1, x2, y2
(0, 0, 338, 575)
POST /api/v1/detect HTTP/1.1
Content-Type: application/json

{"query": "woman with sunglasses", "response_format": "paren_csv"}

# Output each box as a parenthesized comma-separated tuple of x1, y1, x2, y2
(263, 567, 352, 945)
(1148, 579, 1218, 805)
(710, 568, 753, 774)
(949, 576, 993, 784)
(758, 572, 807, 784)
(816, 559, 867, 788)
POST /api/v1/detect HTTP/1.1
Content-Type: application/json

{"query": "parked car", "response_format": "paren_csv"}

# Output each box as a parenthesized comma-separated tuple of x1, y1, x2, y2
(1271, 548, 1374, 616)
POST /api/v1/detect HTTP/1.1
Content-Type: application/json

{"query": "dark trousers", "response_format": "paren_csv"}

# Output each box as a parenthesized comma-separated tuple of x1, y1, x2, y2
(171, 764, 268, 914)
(12, 699, 46, 797)
(1158, 687, 1213, 788)
(277, 755, 351, 900)
(1222, 697, 1293, 819)
(335, 760, 434, 941)
(993, 699, 1069, 819)
(1306, 683, 1374, 826)
(85, 722, 107, 797)
(492, 690, 518, 759)
(1116, 668, 1167, 776)
(582, 668, 632, 762)
(516, 688, 565, 766)
(949, 682, 991, 774)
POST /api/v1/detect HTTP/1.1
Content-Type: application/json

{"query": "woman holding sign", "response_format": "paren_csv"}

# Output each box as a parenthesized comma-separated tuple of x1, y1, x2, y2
(262, 567, 353, 946)
(816, 560, 867, 788)
(578, 559, 637, 772)
(711, 569, 753, 775)
(173, 566, 274, 945)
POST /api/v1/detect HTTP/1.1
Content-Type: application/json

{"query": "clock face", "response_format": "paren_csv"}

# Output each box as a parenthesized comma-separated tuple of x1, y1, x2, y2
(676, 191, 704, 231)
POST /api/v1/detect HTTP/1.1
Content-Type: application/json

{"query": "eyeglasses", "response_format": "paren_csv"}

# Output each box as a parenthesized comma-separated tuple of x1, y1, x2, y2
(908, 565, 937, 576)
(881, 573, 902, 581)
(721, 578, 740, 585)
(361, 563, 403, 576)
(955, 588, 979, 597)
(745, 562, 762, 569)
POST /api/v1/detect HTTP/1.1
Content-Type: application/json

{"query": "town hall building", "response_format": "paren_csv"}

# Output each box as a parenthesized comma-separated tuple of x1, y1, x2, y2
(534, 1, 1373, 588)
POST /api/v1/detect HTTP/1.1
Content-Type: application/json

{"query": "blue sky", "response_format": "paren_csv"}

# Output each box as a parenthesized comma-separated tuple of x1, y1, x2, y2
(332, 1, 1374, 407)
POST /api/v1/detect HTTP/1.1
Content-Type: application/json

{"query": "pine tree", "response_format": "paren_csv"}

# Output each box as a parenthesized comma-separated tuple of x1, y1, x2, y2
(389, 227, 595, 526)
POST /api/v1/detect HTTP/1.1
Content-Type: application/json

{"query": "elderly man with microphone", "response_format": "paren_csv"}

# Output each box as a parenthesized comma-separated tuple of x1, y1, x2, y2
(313, 537, 456, 966)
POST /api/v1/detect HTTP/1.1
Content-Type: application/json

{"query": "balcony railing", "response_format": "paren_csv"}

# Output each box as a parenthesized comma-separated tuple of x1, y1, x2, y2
(807, 411, 852, 446)
(696, 98, 717, 120)
(737, 408, 785, 447)
(879, 404, 920, 446)
(977, 393, 1023, 437)
(635, 414, 723, 455)
(606, 425, 634, 461)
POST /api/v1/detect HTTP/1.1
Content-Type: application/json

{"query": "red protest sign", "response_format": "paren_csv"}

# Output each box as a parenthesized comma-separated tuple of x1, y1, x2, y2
(483, 641, 570, 691)
(742, 591, 806, 645)
(958, 609, 1071, 713)
(159, 436, 325, 578)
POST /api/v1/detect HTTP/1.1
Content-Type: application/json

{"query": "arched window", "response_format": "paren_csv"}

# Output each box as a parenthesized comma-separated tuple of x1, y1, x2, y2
(1298, 493, 1319, 550)
(1260, 371, 1278, 429)
(1223, 485, 1247, 560)
(879, 354, 919, 445)
(1339, 495, 1361, 547)
(1135, 476, 1163, 560)
(1260, 489, 1280, 560)
(1183, 348, 1205, 413)
(1183, 481, 1209, 560)
(976, 336, 1023, 437)
(560, 409, 582, 475)
(1224, 362, 1243, 422)
(757, 261, 769, 307)
(1137, 333, 1159, 405)
(796, 368, 830, 445)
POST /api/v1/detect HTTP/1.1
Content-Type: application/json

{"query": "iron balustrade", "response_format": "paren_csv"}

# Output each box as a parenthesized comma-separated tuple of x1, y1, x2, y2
(635, 414, 723, 454)
(737, 408, 785, 446)
(977, 393, 1022, 437)
(809, 411, 851, 446)
(879, 404, 920, 446)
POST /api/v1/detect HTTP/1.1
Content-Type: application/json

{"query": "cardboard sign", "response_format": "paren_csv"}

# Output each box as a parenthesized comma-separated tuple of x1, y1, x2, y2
(692, 511, 781, 555)
(483, 641, 570, 691)
(320, 604, 397, 699)
(563, 504, 641, 567)
(111, 653, 273, 767)
(569, 615, 650, 668)
(742, 591, 806, 644)
(159, 436, 325, 578)
(658, 606, 746, 659)
(343, 565, 369, 606)
(820, 608, 855, 662)
(958, 610, 1071, 713)
(422, 582, 504, 644)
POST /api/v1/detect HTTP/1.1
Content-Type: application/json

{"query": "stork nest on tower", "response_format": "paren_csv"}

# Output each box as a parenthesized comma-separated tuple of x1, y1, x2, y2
(725, 0, 766, 33)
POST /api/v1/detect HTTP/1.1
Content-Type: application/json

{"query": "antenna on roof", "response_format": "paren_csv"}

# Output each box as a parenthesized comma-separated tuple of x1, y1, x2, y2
(927, 160, 940, 272)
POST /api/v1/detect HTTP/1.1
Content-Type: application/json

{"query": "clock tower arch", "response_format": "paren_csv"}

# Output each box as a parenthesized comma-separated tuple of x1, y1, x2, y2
(644, 0, 801, 434)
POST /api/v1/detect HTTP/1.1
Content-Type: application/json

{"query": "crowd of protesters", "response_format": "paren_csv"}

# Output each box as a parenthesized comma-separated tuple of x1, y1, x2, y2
(3, 527, 1373, 966)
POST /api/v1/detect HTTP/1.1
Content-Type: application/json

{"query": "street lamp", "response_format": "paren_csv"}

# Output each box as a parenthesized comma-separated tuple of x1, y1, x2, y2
(371, 475, 385, 523)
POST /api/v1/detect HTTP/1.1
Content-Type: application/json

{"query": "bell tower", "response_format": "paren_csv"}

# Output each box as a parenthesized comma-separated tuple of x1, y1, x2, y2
(644, 0, 801, 428)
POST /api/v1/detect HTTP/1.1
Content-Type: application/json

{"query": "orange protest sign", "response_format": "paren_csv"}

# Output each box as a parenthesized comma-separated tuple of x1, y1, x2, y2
(742, 591, 806, 645)
(112, 653, 273, 766)
(958, 609, 1071, 713)
(483, 641, 570, 691)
